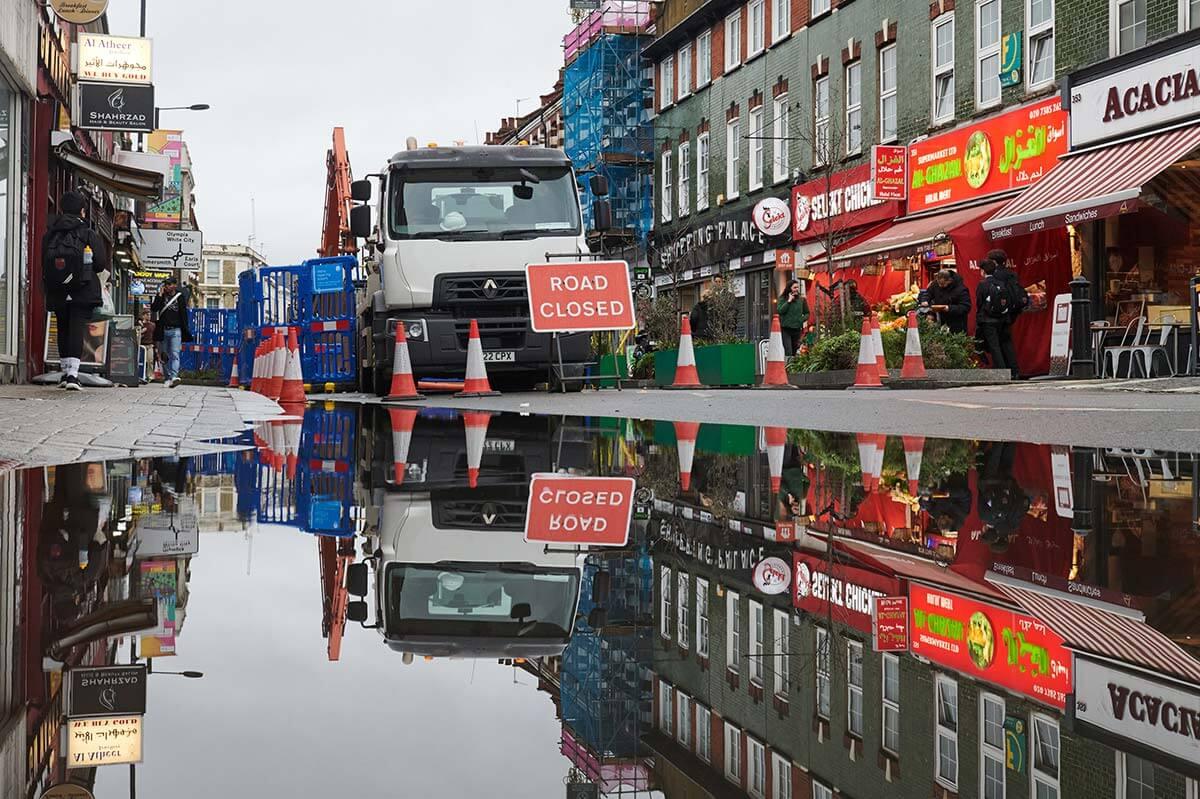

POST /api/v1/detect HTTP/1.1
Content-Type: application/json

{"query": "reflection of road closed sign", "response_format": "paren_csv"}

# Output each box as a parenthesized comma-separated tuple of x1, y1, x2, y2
(525, 261, 636, 333)
(753, 557, 792, 594)
(524, 474, 635, 546)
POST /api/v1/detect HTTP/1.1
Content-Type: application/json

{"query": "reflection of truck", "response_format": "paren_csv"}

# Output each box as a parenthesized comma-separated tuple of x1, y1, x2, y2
(348, 409, 593, 658)
(346, 141, 611, 392)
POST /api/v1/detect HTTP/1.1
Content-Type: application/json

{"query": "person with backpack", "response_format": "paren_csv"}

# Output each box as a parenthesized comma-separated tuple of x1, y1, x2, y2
(988, 248, 1031, 319)
(41, 191, 109, 390)
(151, 277, 191, 387)
(976, 257, 1020, 377)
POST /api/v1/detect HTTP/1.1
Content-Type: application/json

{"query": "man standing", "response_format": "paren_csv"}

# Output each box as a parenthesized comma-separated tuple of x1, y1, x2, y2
(151, 277, 190, 387)
(41, 191, 109, 391)
(976, 257, 1019, 377)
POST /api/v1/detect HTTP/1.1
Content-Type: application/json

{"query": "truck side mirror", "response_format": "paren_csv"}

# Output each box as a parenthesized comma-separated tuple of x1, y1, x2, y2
(350, 179, 372, 202)
(347, 562, 369, 597)
(589, 174, 609, 197)
(347, 601, 369, 623)
(349, 205, 372, 239)
(592, 200, 612, 232)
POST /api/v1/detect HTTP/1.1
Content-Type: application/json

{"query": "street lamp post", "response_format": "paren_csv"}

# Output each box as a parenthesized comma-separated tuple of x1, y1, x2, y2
(153, 103, 211, 132)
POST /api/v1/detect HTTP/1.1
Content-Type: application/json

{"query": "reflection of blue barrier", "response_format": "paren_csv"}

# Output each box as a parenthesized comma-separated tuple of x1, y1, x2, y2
(297, 406, 357, 537)
(182, 309, 239, 381)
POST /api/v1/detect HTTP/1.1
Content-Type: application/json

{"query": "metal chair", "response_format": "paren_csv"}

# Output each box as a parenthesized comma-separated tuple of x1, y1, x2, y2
(1131, 315, 1177, 377)
(1101, 317, 1145, 378)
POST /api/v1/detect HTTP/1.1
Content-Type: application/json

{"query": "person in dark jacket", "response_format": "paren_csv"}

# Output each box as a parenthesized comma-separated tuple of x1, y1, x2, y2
(688, 275, 724, 343)
(923, 269, 971, 334)
(776, 279, 810, 356)
(41, 191, 109, 390)
(976, 441, 1030, 551)
(151, 277, 191, 387)
(976, 258, 1019, 377)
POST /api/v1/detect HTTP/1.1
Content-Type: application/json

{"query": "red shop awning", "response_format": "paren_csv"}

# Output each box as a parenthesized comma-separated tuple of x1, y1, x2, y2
(983, 123, 1200, 241)
(989, 574, 1200, 685)
(804, 222, 895, 270)
(830, 199, 1010, 267)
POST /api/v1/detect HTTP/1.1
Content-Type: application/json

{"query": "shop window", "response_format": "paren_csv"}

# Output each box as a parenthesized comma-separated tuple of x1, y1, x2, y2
(812, 0, 830, 16)
(748, 736, 766, 797)
(773, 0, 791, 41)
(935, 674, 959, 790)
(698, 31, 713, 86)
(749, 600, 764, 682)
(727, 589, 741, 671)
(932, 13, 956, 124)
(1032, 714, 1060, 799)
(676, 570, 690, 647)
(773, 752, 792, 799)
(1027, 0, 1054, 89)
(696, 577, 710, 656)
(749, 107, 764, 191)
(679, 44, 693, 99)
(813, 76, 830, 166)
(697, 133, 710, 211)
(879, 45, 898, 142)
(773, 608, 789, 697)
(977, 0, 1002, 108)
(815, 625, 831, 718)
(845, 62, 862, 155)
(661, 56, 675, 108)
(724, 724, 742, 782)
(773, 96, 790, 183)
(677, 692, 691, 748)
(697, 704, 712, 761)
(813, 781, 833, 799)
(725, 11, 743, 72)
(660, 680, 674, 735)
(882, 653, 900, 754)
(1119, 753, 1157, 799)
(1112, 0, 1147, 55)
(659, 565, 672, 638)
(678, 142, 691, 218)
(727, 118, 741, 200)
(981, 693, 1006, 799)
(847, 640, 864, 736)
(661, 151, 672, 224)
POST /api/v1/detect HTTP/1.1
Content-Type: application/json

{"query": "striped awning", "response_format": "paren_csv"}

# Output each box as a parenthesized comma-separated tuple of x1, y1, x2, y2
(990, 575, 1200, 685)
(830, 199, 1010, 266)
(983, 124, 1200, 241)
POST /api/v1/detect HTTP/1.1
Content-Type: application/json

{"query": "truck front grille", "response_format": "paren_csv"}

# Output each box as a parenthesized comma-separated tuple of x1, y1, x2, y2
(432, 498, 526, 530)
(436, 273, 528, 306)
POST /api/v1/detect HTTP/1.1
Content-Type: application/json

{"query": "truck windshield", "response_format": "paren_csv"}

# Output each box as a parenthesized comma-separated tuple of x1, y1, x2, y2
(384, 563, 579, 639)
(388, 166, 581, 240)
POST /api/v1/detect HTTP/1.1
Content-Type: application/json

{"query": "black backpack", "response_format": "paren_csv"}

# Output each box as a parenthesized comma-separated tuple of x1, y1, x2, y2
(979, 277, 1010, 318)
(1006, 277, 1031, 317)
(43, 227, 90, 293)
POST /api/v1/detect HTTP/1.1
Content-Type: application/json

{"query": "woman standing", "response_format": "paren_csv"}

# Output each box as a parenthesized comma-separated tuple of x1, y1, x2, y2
(776, 279, 809, 356)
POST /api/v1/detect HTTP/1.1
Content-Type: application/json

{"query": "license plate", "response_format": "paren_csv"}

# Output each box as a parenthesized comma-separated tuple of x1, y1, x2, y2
(482, 351, 516, 363)
(484, 439, 516, 453)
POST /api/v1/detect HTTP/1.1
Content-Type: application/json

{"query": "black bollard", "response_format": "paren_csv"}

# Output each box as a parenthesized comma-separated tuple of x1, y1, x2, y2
(1069, 275, 1095, 378)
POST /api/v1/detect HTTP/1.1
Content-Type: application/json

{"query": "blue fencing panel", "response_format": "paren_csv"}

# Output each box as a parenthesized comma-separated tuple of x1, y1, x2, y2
(297, 405, 357, 536)
(184, 308, 239, 380)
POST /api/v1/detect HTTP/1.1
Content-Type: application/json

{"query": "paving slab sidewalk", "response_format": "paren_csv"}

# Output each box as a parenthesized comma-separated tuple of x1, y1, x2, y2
(0, 383, 282, 469)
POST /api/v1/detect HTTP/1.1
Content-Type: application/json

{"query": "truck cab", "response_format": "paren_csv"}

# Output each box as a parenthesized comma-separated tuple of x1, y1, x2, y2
(352, 144, 596, 392)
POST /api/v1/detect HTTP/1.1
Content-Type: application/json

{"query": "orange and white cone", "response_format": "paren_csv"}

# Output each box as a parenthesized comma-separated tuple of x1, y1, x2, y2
(462, 411, 493, 488)
(668, 316, 703, 389)
(765, 426, 787, 494)
(228, 358, 239, 389)
(851, 318, 884, 389)
(388, 407, 419, 486)
(278, 328, 307, 404)
(871, 314, 888, 380)
(900, 311, 928, 379)
(265, 331, 286, 400)
(385, 323, 425, 402)
(455, 320, 500, 397)
(278, 406, 304, 479)
(903, 435, 925, 495)
(674, 421, 700, 491)
(857, 433, 878, 492)
(268, 417, 286, 473)
(759, 314, 795, 389)
(250, 343, 262, 394)
(871, 434, 888, 491)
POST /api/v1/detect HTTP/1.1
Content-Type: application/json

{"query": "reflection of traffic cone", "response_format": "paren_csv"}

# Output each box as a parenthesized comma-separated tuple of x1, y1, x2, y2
(871, 314, 888, 380)
(872, 434, 887, 491)
(388, 407, 419, 486)
(851, 319, 884, 389)
(900, 312, 928, 379)
(279, 403, 305, 479)
(903, 435, 925, 495)
(268, 418, 285, 472)
(279, 328, 307, 403)
(250, 343, 262, 394)
(856, 433, 877, 492)
(462, 411, 492, 488)
(668, 316, 703, 389)
(228, 358, 239, 389)
(674, 421, 700, 491)
(759, 315, 794, 389)
(765, 426, 787, 494)
(455, 320, 500, 397)
(385, 324, 425, 402)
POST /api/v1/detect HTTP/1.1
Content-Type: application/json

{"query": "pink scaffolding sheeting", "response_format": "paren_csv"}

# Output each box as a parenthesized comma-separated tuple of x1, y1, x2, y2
(563, 1, 652, 62)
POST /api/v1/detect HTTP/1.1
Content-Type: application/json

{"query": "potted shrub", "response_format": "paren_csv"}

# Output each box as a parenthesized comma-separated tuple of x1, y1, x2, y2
(654, 277, 756, 387)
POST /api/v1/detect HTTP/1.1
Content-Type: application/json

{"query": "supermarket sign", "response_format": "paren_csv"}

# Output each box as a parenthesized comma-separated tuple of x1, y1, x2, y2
(792, 553, 900, 634)
(907, 97, 1069, 214)
(909, 585, 1073, 709)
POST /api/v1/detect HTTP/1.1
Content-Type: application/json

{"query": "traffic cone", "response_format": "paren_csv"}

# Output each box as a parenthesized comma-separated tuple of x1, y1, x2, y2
(903, 435, 925, 495)
(850, 318, 884, 389)
(759, 314, 795, 389)
(279, 404, 305, 479)
(278, 328, 308, 404)
(266, 330, 287, 400)
(668, 316, 703, 389)
(228, 358, 240, 389)
(900, 311, 928, 379)
(388, 407, 419, 486)
(250, 344, 261, 394)
(674, 421, 700, 491)
(455, 320, 500, 397)
(765, 426, 787, 495)
(857, 433, 878, 492)
(871, 434, 888, 491)
(462, 411, 493, 488)
(871, 314, 888, 380)
(385, 323, 425, 402)
(268, 418, 285, 472)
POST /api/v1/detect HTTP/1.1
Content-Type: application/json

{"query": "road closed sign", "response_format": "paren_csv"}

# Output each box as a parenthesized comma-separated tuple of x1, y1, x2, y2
(524, 473, 635, 546)
(525, 261, 636, 333)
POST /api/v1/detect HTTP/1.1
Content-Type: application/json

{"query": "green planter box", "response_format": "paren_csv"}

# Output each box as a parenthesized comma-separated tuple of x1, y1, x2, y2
(592, 353, 629, 389)
(653, 342, 756, 387)
(652, 420, 757, 456)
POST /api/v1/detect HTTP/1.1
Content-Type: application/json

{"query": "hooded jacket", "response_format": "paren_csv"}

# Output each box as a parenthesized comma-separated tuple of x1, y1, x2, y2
(926, 271, 971, 334)
(41, 215, 110, 309)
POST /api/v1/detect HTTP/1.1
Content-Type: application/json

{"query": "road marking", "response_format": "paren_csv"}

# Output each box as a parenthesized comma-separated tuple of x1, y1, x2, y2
(901, 399, 1187, 413)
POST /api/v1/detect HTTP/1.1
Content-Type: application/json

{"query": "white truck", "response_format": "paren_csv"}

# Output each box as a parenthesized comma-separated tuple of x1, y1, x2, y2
(349, 141, 611, 393)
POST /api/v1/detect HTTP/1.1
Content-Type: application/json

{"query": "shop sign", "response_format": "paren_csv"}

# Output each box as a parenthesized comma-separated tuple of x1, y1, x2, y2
(67, 666, 147, 718)
(654, 190, 792, 271)
(1073, 654, 1200, 772)
(871, 595, 909, 652)
(656, 518, 765, 572)
(792, 553, 901, 634)
(78, 82, 154, 133)
(524, 474, 635, 546)
(774, 249, 795, 272)
(139, 228, 203, 272)
(50, 0, 109, 24)
(1004, 717, 1027, 772)
(871, 145, 908, 201)
(41, 785, 96, 799)
(909, 585, 1073, 709)
(752, 197, 791, 236)
(791, 163, 901, 243)
(752, 557, 791, 595)
(907, 96, 1068, 214)
(75, 34, 153, 84)
(1069, 38, 1200, 148)
(1000, 33, 1022, 88)
(67, 716, 142, 768)
(1047, 293, 1072, 376)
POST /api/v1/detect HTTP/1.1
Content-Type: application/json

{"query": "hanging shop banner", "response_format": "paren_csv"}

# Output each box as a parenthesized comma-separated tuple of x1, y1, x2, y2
(792, 552, 901, 634)
(1000, 33, 1023, 88)
(871, 145, 908, 201)
(67, 666, 147, 718)
(752, 557, 792, 595)
(909, 584, 1073, 709)
(1004, 717, 1028, 772)
(792, 163, 902, 243)
(751, 197, 792, 236)
(907, 96, 1068, 214)
(144, 130, 185, 224)
(78, 82, 154, 133)
(525, 261, 636, 333)
(139, 228, 203, 272)
(50, 0, 109, 24)
(872, 595, 909, 652)
(75, 34, 153, 84)
(654, 189, 792, 271)
(524, 474, 635, 546)
(67, 716, 142, 769)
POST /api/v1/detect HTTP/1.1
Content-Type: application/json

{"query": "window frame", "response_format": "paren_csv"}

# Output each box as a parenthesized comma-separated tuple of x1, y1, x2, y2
(677, 691, 692, 748)
(697, 703, 712, 762)
(845, 61, 862, 155)
(660, 55, 675, 109)
(659, 565, 672, 638)
(678, 43, 693, 100)
(749, 107, 765, 191)
(882, 653, 900, 755)
(697, 30, 713, 87)
(659, 680, 674, 735)
(1031, 713, 1061, 799)
(748, 0, 766, 57)
(879, 44, 898, 143)
(661, 150, 673, 224)
(678, 142, 691, 219)
(205, 258, 222, 282)
(935, 674, 959, 791)
(747, 735, 767, 798)
(748, 599, 764, 682)
(726, 588, 741, 670)
(1117, 752, 1157, 799)
(813, 780, 834, 799)
(772, 752, 792, 799)
(696, 575, 710, 655)
(773, 0, 791, 42)
(725, 11, 743, 73)
(697, 133, 711, 212)
(676, 568, 690, 645)
(815, 625, 831, 719)
(813, 75, 830, 167)
(1110, 0, 1148, 55)
(1027, 0, 1055, 90)
(724, 723, 742, 783)
(773, 608, 790, 697)
(726, 118, 741, 200)
(976, 0, 1003, 109)
(980, 692, 1007, 799)
(773, 95, 790, 183)
(847, 639, 864, 737)
(932, 13, 956, 124)
(811, 0, 831, 17)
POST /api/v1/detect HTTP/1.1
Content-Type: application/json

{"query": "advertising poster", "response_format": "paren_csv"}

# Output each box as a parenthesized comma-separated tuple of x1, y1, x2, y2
(138, 559, 177, 657)
(43, 313, 109, 367)
(144, 129, 184, 223)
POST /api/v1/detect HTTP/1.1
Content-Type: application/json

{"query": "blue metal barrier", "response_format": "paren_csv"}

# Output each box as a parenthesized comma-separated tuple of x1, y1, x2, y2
(182, 308, 239, 380)
(297, 405, 357, 536)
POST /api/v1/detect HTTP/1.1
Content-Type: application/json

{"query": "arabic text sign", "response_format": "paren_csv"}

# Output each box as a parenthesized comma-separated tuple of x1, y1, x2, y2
(68, 716, 142, 768)
(907, 97, 1068, 214)
(909, 585, 1072, 709)
(139, 228, 203, 272)
(872, 596, 909, 652)
(525, 261, 636, 333)
(871, 145, 908, 201)
(68, 666, 147, 718)
(792, 553, 901, 634)
(76, 34, 152, 84)
(524, 474, 635, 546)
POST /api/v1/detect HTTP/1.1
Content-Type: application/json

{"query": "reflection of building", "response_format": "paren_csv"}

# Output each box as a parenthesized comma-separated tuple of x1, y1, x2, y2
(0, 466, 24, 784)
(194, 474, 241, 532)
(192, 242, 266, 310)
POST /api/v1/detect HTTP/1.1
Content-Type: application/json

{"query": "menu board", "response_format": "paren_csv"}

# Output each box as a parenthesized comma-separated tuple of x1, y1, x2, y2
(106, 314, 139, 387)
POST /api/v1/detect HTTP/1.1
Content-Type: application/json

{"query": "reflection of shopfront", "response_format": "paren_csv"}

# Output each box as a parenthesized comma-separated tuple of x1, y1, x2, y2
(985, 31, 1200, 376)
(0, 53, 32, 383)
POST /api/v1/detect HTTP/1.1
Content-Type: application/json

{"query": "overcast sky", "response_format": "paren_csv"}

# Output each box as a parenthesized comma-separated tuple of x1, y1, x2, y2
(105, 0, 575, 265)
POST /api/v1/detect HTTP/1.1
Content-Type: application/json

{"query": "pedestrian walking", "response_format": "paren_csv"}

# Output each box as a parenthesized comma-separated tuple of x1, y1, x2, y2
(776, 279, 809, 356)
(976, 257, 1019, 377)
(151, 277, 191, 387)
(688, 275, 724, 343)
(921, 268, 971, 334)
(40, 191, 109, 390)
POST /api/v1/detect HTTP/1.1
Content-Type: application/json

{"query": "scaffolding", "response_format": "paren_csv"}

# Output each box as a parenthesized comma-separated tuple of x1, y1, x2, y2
(563, 1, 654, 253)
